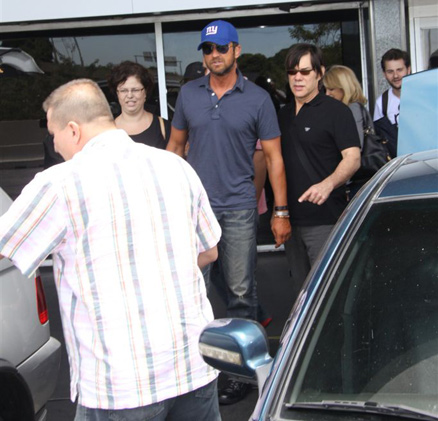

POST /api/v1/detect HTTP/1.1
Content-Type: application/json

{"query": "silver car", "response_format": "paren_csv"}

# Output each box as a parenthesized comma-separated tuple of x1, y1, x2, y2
(200, 150, 438, 420)
(0, 187, 61, 421)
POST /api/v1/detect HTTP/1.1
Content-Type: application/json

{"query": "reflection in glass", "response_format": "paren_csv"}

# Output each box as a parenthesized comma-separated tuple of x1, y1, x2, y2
(0, 33, 156, 121)
(284, 199, 438, 418)
(163, 21, 352, 114)
(51, 34, 156, 67)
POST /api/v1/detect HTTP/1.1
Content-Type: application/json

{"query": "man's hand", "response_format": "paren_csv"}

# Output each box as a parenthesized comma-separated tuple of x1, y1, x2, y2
(298, 146, 360, 206)
(298, 179, 334, 206)
(198, 245, 218, 269)
(261, 137, 291, 247)
(271, 217, 291, 248)
(166, 127, 188, 158)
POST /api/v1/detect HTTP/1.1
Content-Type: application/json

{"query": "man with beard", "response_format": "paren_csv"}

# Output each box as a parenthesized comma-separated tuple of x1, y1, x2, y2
(167, 19, 291, 405)
(374, 48, 411, 125)
(373, 48, 411, 156)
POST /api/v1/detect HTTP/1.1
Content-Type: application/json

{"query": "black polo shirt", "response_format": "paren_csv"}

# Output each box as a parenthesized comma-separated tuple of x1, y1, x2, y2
(279, 92, 360, 226)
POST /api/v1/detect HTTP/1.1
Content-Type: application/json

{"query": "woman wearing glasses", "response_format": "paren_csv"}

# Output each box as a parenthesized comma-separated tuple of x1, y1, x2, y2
(108, 61, 170, 149)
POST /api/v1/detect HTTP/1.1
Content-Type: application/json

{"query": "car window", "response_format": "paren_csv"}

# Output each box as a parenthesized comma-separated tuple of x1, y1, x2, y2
(283, 198, 438, 419)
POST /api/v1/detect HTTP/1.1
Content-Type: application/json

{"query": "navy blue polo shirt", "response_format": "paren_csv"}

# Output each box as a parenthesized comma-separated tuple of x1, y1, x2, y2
(279, 92, 360, 226)
(172, 70, 280, 211)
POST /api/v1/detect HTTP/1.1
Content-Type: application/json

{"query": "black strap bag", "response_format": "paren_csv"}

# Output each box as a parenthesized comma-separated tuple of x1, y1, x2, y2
(373, 116, 398, 158)
(352, 105, 392, 182)
(373, 89, 398, 158)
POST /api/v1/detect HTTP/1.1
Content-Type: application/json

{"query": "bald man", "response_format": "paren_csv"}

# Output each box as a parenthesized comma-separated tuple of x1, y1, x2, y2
(0, 79, 222, 421)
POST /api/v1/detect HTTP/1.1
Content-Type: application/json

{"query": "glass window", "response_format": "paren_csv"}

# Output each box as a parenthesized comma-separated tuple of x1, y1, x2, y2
(0, 29, 156, 121)
(282, 198, 438, 419)
(163, 11, 361, 112)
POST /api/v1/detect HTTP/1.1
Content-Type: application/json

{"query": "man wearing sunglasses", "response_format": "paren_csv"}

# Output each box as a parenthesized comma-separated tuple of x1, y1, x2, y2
(278, 43, 360, 301)
(168, 19, 291, 405)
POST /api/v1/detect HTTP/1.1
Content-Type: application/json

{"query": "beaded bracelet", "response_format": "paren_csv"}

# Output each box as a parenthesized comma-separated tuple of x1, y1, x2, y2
(274, 214, 290, 219)
(274, 205, 289, 211)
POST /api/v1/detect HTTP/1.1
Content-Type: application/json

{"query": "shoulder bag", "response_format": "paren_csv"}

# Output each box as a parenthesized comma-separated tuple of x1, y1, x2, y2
(352, 105, 392, 182)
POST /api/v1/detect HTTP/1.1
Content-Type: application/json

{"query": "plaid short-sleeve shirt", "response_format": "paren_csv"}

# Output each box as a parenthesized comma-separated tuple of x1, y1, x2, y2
(0, 130, 221, 409)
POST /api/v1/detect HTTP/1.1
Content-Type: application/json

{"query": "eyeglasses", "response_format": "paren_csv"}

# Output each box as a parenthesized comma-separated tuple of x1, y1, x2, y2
(117, 88, 144, 96)
(201, 43, 231, 55)
(287, 68, 314, 76)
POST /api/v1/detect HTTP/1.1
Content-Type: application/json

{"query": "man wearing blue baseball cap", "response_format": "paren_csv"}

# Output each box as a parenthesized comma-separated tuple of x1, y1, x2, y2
(167, 20, 291, 404)
(196, 19, 239, 50)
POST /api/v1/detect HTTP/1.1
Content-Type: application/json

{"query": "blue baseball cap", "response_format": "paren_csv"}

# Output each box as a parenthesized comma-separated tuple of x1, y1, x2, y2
(197, 20, 239, 50)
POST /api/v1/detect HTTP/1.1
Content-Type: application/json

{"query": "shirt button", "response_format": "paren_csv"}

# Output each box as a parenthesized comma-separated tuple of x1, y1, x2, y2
(211, 93, 215, 96)
(215, 105, 218, 108)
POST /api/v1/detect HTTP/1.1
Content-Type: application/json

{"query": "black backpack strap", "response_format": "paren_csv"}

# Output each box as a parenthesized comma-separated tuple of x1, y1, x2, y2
(382, 89, 389, 118)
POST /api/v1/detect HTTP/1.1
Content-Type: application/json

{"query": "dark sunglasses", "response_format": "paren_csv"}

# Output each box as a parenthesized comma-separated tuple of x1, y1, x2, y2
(202, 43, 231, 55)
(287, 68, 314, 76)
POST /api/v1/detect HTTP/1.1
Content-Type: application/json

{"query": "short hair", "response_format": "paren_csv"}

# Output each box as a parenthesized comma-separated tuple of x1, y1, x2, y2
(43, 79, 113, 129)
(107, 61, 154, 97)
(285, 43, 325, 77)
(381, 48, 411, 71)
(323, 65, 367, 106)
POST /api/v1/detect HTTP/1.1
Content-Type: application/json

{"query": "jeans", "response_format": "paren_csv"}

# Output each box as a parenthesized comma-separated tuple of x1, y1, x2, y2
(284, 225, 334, 302)
(204, 208, 258, 320)
(206, 255, 271, 323)
(74, 379, 221, 421)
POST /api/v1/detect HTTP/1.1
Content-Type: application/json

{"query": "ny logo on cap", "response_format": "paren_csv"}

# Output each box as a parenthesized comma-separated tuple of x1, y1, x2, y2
(206, 25, 218, 36)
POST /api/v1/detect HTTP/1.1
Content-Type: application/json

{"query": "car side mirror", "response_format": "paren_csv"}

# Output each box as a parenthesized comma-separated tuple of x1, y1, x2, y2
(199, 318, 273, 389)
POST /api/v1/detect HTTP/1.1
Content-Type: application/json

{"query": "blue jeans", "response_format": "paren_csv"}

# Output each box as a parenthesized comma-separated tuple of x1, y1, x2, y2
(74, 379, 220, 421)
(205, 208, 258, 320)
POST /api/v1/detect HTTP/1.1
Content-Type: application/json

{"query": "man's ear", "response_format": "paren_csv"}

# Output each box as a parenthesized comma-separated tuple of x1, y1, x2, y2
(316, 66, 325, 82)
(234, 44, 242, 59)
(67, 121, 81, 144)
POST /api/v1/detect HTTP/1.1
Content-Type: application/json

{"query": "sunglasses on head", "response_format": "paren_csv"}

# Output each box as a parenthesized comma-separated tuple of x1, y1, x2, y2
(201, 43, 231, 55)
(287, 68, 314, 76)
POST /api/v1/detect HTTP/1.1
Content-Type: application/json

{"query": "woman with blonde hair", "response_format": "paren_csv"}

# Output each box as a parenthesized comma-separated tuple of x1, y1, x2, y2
(324, 65, 375, 197)
(323, 64, 368, 147)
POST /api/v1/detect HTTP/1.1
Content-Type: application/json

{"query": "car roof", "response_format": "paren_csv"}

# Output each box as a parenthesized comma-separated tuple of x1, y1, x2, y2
(377, 149, 438, 199)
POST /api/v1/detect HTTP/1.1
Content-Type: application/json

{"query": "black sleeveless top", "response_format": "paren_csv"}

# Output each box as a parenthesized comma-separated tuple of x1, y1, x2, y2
(130, 114, 168, 149)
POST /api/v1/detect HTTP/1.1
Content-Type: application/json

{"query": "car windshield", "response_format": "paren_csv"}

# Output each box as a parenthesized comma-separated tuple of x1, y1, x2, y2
(283, 198, 438, 419)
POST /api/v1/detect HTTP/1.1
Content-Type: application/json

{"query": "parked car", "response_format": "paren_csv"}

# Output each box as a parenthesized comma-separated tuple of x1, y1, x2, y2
(200, 149, 438, 420)
(0, 187, 61, 421)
